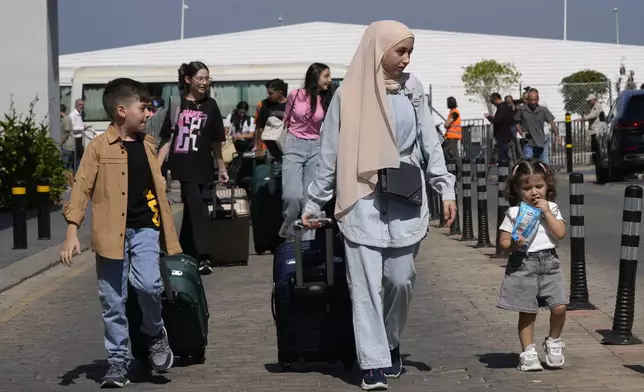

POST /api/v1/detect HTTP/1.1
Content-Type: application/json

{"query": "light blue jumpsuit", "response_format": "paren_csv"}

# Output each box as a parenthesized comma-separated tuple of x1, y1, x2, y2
(304, 74, 456, 369)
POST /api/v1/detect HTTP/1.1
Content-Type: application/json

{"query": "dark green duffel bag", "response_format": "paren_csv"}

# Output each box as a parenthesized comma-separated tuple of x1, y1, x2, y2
(127, 253, 209, 366)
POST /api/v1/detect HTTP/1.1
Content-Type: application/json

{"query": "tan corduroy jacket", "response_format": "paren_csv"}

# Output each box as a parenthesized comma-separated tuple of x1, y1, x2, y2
(63, 125, 182, 259)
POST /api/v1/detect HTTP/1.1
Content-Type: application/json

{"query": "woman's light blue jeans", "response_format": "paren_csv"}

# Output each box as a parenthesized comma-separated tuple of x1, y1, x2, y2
(280, 133, 321, 241)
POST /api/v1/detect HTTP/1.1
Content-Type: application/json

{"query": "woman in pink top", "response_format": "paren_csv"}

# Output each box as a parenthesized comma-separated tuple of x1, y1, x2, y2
(280, 62, 335, 240)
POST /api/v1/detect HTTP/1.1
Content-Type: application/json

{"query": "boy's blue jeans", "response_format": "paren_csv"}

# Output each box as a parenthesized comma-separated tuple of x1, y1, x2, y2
(96, 228, 164, 365)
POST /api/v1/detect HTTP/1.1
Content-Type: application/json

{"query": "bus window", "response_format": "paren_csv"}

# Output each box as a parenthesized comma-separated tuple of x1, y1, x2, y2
(82, 82, 182, 121)
(82, 81, 269, 121)
(212, 81, 267, 117)
(60, 86, 72, 111)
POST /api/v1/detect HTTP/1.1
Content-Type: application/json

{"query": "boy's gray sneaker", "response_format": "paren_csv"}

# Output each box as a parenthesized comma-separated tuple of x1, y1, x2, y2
(149, 326, 173, 372)
(100, 362, 130, 388)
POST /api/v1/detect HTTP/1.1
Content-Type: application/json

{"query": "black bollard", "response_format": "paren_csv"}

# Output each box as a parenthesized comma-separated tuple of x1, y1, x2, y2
(602, 185, 643, 345)
(474, 157, 493, 248)
(565, 113, 573, 173)
(37, 178, 51, 240)
(460, 158, 476, 241)
(494, 161, 510, 257)
(447, 159, 461, 235)
(567, 173, 595, 310)
(12, 180, 27, 249)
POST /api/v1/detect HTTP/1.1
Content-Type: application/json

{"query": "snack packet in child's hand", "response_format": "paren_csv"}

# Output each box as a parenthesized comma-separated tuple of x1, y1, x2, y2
(511, 201, 542, 250)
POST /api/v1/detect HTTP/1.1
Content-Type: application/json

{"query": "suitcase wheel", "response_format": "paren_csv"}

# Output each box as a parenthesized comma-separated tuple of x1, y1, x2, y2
(194, 348, 206, 364)
(279, 361, 292, 371)
(256, 249, 266, 255)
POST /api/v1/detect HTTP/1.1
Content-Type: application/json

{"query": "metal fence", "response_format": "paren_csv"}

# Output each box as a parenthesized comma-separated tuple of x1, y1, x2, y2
(429, 81, 613, 122)
(458, 118, 591, 172)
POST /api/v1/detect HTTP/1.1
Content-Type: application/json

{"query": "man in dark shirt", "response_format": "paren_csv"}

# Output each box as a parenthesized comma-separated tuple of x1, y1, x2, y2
(255, 79, 288, 159)
(486, 93, 515, 164)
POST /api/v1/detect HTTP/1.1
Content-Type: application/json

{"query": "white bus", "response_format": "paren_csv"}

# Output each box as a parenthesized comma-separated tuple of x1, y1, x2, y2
(69, 63, 347, 145)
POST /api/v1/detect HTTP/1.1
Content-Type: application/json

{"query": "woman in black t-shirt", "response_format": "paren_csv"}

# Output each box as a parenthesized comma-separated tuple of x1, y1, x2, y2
(158, 61, 228, 275)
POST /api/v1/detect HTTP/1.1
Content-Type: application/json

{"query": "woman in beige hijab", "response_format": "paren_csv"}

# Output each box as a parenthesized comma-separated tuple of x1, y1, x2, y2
(301, 20, 456, 390)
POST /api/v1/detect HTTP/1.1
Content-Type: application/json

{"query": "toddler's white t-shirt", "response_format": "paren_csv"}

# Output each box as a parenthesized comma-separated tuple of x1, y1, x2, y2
(499, 201, 565, 252)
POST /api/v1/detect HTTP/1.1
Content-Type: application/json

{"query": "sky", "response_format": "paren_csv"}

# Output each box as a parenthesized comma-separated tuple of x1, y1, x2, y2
(59, 0, 644, 54)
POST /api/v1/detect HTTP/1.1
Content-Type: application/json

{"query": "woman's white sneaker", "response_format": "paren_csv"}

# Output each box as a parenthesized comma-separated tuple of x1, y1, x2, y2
(542, 337, 565, 368)
(518, 344, 544, 372)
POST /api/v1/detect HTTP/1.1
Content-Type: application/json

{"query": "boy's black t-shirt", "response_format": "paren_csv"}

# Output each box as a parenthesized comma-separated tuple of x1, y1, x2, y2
(256, 98, 288, 129)
(123, 138, 159, 230)
(159, 96, 226, 184)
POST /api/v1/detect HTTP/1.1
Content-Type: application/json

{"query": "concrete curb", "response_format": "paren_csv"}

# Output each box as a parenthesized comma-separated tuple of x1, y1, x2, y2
(0, 202, 184, 294)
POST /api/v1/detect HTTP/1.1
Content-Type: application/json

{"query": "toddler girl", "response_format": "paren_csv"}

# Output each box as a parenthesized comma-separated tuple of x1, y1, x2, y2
(498, 159, 567, 371)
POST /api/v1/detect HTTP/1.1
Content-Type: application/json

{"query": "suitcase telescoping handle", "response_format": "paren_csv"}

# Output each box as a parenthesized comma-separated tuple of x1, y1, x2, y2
(212, 179, 238, 219)
(292, 217, 335, 289)
(159, 256, 176, 303)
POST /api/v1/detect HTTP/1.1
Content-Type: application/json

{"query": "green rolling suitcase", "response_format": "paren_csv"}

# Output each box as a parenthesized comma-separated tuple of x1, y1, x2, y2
(127, 253, 209, 366)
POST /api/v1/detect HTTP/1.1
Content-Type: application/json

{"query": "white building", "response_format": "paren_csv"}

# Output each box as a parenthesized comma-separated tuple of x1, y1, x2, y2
(1, 0, 60, 140)
(60, 21, 644, 123)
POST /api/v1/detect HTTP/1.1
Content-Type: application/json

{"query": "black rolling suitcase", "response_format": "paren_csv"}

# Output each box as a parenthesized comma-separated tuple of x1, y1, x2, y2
(127, 253, 209, 367)
(204, 182, 251, 266)
(271, 219, 356, 371)
(251, 157, 284, 255)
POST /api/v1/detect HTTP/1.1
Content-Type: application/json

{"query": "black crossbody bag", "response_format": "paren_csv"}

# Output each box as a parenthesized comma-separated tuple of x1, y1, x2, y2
(376, 93, 426, 207)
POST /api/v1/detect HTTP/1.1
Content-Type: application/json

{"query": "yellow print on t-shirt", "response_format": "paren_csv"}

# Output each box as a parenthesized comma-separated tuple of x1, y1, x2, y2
(146, 190, 160, 227)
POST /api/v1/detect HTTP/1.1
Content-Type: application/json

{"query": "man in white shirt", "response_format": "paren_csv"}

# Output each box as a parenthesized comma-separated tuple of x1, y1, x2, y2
(67, 99, 90, 167)
(581, 94, 604, 165)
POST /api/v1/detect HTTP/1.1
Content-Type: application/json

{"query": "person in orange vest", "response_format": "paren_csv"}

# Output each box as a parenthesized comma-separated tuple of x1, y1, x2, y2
(443, 96, 462, 175)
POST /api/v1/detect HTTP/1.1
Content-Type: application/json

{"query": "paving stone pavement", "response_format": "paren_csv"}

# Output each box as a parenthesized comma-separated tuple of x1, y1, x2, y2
(1, 225, 644, 392)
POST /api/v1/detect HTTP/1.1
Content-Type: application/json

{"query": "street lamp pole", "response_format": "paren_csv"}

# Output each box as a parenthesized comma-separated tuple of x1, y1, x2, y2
(181, 0, 189, 40)
(614, 7, 620, 44)
(563, 0, 567, 40)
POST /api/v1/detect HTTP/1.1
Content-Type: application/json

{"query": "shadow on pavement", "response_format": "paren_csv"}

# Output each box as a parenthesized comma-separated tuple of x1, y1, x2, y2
(623, 364, 644, 374)
(58, 359, 108, 386)
(401, 354, 431, 371)
(58, 359, 171, 386)
(264, 362, 361, 387)
(477, 353, 519, 369)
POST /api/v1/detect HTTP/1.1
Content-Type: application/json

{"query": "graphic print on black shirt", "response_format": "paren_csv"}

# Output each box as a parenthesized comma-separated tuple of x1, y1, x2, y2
(123, 138, 159, 229)
(159, 97, 226, 184)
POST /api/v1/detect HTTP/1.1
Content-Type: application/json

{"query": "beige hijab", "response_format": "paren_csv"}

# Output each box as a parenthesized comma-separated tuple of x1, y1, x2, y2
(334, 20, 414, 220)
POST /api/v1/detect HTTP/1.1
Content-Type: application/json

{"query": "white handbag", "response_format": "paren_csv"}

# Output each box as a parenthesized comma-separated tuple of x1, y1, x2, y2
(261, 116, 288, 152)
(261, 90, 300, 153)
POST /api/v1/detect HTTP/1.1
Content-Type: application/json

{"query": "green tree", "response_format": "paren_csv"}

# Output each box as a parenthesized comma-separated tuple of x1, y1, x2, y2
(0, 97, 67, 208)
(559, 70, 610, 116)
(461, 59, 521, 112)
